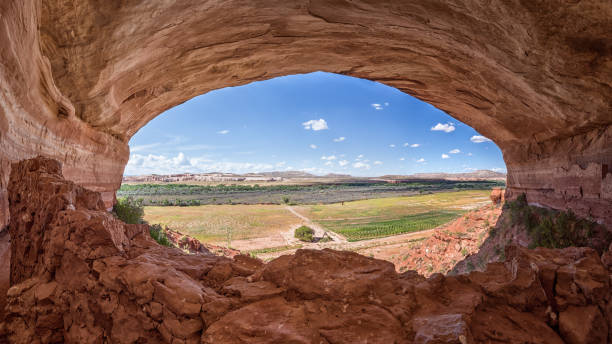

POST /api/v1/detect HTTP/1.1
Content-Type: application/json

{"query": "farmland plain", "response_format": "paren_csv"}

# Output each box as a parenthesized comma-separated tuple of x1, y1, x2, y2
(143, 189, 492, 252)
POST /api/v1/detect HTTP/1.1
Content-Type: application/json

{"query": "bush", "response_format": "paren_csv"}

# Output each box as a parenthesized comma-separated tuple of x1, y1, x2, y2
(113, 197, 144, 224)
(149, 224, 173, 247)
(294, 226, 315, 242)
(506, 193, 602, 250)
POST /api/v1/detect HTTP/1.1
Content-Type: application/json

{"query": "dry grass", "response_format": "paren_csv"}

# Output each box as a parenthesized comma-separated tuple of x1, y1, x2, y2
(143, 204, 301, 243)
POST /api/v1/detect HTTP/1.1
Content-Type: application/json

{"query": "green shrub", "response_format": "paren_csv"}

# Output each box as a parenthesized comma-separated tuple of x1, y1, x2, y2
(113, 197, 144, 224)
(149, 224, 173, 247)
(294, 226, 315, 242)
(506, 193, 600, 250)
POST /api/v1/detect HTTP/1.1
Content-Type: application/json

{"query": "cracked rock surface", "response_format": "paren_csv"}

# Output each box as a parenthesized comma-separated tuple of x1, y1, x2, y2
(1, 157, 611, 343)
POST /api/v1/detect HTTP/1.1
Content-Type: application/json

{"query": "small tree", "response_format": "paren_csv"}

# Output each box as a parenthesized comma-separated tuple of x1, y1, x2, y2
(294, 226, 315, 242)
(113, 197, 144, 224)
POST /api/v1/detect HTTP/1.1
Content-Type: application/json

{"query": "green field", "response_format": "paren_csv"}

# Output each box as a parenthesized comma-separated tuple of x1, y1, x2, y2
(294, 190, 490, 241)
(322, 210, 462, 241)
(143, 190, 491, 245)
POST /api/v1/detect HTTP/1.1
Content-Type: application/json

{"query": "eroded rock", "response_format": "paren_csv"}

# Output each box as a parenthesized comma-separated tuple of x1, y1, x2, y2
(1, 157, 612, 343)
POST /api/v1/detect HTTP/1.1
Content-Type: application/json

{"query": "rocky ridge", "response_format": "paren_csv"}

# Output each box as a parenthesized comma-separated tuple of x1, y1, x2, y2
(2, 158, 612, 343)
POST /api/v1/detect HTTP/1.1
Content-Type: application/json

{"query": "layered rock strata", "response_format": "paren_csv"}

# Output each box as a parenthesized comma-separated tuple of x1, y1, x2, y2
(1, 1, 611, 229)
(2, 158, 612, 343)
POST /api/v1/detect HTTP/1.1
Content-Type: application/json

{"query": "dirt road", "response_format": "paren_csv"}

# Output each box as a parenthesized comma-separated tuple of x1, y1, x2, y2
(284, 206, 347, 243)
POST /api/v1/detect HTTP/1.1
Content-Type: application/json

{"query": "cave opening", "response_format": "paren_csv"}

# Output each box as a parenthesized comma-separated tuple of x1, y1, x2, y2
(119, 71, 507, 275)
(1, 1, 611, 341)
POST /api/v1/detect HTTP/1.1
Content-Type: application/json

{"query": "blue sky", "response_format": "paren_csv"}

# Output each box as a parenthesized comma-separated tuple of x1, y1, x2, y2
(126, 72, 505, 176)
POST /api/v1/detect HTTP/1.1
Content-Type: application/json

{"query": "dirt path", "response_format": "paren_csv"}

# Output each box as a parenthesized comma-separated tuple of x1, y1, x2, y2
(256, 224, 437, 261)
(285, 206, 347, 243)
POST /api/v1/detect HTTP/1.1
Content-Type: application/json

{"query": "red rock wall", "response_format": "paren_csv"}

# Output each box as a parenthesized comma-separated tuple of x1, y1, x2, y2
(1, 157, 612, 342)
(0, 1, 611, 229)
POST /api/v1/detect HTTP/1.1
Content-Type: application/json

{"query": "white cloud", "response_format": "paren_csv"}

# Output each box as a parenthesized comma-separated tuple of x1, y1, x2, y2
(333, 136, 346, 142)
(338, 160, 349, 166)
(353, 162, 371, 169)
(125, 152, 277, 175)
(217, 129, 230, 135)
(399, 157, 405, 161)
(389, 144, 396, 148)
(441, 154, 450, 159)
(449, 149, 461, 154)
(416, 158, 425, 163)
(373, 161, 383, 165)
(491, 167, 506, 172)
(309, 144, 317, 149)
(467, 152, 473, 156)
(321, 155, 337, 161)
(470, 135, 492, 143)
(431, 122, 455, 133)
(302, 118, 328, 131)
(276, 161, 286, 167)
(371, 103, 383, 110)
(357, 154, 364, 158)
(404, 143, 420, 148)
(324, 161, 333, 166)
(384, 102, 389, 106)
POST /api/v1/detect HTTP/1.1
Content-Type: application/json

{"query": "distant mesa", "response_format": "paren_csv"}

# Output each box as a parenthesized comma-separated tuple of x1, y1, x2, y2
(122, 169, 506, 183)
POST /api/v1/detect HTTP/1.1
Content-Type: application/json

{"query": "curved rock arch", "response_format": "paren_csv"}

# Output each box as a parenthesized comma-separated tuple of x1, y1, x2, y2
(0, 0, 611, 228)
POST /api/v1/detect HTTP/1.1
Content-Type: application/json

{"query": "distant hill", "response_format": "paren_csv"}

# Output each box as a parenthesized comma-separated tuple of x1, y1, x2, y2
(123, 169, 506, 183)
(378, 170, 506, 181)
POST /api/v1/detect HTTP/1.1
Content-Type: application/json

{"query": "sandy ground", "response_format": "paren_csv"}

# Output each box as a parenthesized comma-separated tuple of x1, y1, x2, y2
(0, 230, 10, 321)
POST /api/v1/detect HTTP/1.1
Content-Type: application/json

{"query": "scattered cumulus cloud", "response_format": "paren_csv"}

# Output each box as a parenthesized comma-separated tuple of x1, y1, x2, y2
(470, 135, 491, 143)
(404, 143, 420, 148)
(431, 122, 456, 133)
(441, 154, 450, 159)
(309, 144, 317, 149)
(321, 155, 337, 161)
(125, 152, 277, 175)
(333, 137, 346, 142)
(416, 158, 425, 163)
(276, 161, 286, 167)
(217, 129, 230, 135)
(339, 160, 349, 167)
(449, 149, 461, 154)
(353, 162, 371, 169)
(373, 161, 383, 165)
(302, 118, 328, 131)
(389, 144, 396, 148)
(324, 161, 333, 166)
(399, 157, 405, 161)
(356, 154, 364, 159)
(468, 152, 473, 156)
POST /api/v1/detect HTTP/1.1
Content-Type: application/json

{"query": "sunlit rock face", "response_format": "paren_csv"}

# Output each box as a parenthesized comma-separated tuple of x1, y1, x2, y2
(0, 1, 611, 230)
(1, 157, 611, 342)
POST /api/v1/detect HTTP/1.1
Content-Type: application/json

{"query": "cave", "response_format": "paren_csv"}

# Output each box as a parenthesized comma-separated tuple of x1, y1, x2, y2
(0, 1, 611, 342)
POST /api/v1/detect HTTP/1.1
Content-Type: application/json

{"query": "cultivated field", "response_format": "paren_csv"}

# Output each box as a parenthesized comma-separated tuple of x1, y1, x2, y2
(293, 190, 491, 241)
(143, 190, 492, 252)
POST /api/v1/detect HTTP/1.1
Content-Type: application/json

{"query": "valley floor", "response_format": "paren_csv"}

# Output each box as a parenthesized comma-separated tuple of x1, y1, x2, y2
(144, 190, 497, 275)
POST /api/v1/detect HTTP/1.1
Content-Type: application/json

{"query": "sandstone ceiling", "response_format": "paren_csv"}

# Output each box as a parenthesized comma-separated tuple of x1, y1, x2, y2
(0, 0, 611, 228)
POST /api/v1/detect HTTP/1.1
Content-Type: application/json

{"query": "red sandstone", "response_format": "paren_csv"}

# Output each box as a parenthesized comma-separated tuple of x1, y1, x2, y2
(1, 157, 611, 343)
